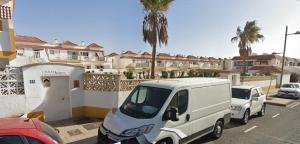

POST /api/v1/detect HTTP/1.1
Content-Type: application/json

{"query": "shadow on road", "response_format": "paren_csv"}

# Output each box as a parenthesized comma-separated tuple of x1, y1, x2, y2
(69, 136, 98, 144)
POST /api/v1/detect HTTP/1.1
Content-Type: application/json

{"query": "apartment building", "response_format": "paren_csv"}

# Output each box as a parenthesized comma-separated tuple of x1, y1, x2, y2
(106, 51, 231, 75)
(231, 53, 300, 73)
(10, 35, 105, 70)
(0, 0, 16, 67)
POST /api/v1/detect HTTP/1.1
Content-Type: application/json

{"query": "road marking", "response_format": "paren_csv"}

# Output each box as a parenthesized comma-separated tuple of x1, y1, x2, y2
(290, 102, 300, 108)
(272, 113, 280, 118)
(244, 126, 257, 133)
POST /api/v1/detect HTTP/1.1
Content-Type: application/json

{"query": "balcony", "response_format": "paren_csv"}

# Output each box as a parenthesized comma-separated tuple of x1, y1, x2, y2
(0, 6, 12, 19)
(136, 63, 150, 68)
(68, 55, 79, 60)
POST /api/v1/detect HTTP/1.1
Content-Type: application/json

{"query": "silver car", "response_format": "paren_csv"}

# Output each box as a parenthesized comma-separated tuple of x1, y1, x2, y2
(278, 83, 300, 99)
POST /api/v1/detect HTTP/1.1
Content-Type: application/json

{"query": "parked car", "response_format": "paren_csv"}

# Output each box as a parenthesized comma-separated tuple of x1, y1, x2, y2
(98, 78, 232, 144)
(0, 118, 63, 144)
(231, 86, 266, 124)
(277, 83, 300, 99)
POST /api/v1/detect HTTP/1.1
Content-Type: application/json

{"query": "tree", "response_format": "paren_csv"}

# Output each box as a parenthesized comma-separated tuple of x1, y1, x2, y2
(140, 0, 173, 79)
(231, 20, 264, 72)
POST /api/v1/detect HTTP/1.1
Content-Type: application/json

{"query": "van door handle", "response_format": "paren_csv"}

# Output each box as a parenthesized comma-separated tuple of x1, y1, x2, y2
(186, 114, 190, 122)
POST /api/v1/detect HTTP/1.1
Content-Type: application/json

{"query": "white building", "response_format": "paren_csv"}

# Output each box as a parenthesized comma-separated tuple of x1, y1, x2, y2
(10, 35, 105, 70)
(106, 51, 233, 77)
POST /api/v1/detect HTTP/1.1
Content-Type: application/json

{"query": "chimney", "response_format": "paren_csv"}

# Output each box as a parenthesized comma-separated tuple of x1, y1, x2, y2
(53, 39, 59, 44)
(80, 41, 85, 46)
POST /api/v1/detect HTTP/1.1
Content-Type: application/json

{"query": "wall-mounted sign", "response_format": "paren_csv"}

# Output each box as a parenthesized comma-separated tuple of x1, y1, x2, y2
(42, 70, 67, 76)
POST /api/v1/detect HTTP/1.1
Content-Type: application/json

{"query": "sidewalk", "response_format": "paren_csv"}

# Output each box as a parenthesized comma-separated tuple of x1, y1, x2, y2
(263, 88, 296, 107)
(48, 118, 101, 144)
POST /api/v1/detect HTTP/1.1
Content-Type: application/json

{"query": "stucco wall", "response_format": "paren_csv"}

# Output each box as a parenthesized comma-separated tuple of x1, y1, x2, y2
(0, 95, 26, 117)
(22, 63, 85, 120)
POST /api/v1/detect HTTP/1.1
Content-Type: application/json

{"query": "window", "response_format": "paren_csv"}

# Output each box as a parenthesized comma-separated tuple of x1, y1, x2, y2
(86, 66, 91, 69)
(26, 137, 43, 144)
(81, 52, 89, 57)
(252, 89, 260, 97)
(49, 50, 54, 54)
(0, 135, 24, 144)
(167, 90, 188, 115)
(120, 86, 172, 119)
(73, 80, 80, 88)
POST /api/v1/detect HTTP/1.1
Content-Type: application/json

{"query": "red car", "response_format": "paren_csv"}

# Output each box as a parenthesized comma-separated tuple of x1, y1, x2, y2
(0, 118, 63, 144)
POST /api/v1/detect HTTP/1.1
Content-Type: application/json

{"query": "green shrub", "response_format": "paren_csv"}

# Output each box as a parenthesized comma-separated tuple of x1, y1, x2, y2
(123, 71, 134, 79)
(161, 71, 168, 78)
(290, 73, 300, 82)
(170, 71, 175, 78)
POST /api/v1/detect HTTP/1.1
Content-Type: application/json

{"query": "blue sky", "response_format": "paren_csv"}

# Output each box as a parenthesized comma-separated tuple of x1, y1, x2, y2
(14, 0, 300, 58)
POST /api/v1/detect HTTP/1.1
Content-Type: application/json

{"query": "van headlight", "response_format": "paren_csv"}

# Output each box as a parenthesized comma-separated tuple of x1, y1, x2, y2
(231, 105, 242, 111)
(121, 124, 154, 137)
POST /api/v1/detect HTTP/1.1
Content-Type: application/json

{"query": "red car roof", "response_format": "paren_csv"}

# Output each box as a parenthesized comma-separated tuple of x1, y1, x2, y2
(0, 118, 37, 130)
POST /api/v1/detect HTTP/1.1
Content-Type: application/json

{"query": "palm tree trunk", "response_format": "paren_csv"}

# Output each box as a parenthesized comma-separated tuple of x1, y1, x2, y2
(150, 44, 156, 79)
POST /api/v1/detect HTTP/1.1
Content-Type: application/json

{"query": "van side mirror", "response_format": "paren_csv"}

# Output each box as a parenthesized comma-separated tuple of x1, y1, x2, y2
(163, 107, 179, 121)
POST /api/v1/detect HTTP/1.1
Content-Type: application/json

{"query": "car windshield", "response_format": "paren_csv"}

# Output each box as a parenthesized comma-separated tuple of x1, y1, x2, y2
(232, 88, 251, 100)
(40, 121, 63, 143)
(120, 86, 172, 119)
(282, 84, 295, 88)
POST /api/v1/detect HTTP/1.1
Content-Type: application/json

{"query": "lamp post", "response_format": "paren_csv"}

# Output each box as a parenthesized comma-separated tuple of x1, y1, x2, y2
(279, 25, 300, 87)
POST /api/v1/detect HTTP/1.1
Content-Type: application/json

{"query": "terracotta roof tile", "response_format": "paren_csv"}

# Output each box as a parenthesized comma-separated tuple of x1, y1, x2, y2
(107, 53, 118, 57)
(142, 52, 151, 56)
(157, 53, 171, 57)
(232, 54, 276, 60)
(15, 35, 46, 44)
(87, 43, 103, 48)
(123, 51, 137, 55)
(187, 55, 197, 59)
(63, 40, 77, 46)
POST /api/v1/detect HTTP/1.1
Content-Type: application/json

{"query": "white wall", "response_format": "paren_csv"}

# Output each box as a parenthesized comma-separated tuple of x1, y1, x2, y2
(0, 95, 26, 117)
(22, 63, 85, 114)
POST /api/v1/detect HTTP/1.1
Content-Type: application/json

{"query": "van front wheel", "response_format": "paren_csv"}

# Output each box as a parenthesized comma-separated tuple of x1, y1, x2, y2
(211, 120, 224, 139)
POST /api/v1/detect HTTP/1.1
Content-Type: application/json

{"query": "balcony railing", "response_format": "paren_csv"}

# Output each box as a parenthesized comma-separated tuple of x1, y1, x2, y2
(136, 63, 149, 67)
(0, 6, 11, 19)
(67, 55, 79, 60)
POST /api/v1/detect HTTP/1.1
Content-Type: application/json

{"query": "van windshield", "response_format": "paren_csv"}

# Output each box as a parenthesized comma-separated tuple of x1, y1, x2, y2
(120, 86, 172, 119)
(232, 88, 250, 100)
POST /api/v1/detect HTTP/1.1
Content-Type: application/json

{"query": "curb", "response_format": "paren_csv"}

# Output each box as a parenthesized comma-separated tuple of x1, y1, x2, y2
(266, 101, 294, 107)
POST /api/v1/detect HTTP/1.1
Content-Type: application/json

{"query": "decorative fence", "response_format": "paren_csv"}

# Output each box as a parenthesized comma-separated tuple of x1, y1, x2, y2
(0, 67, 25, 96)
(0, 6, 12, 19)
(83, 73, 146, 92)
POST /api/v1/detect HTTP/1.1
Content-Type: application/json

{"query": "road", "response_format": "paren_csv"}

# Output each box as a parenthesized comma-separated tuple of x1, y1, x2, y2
(191, 100, 300, 144)
(71, 100, 300, 144)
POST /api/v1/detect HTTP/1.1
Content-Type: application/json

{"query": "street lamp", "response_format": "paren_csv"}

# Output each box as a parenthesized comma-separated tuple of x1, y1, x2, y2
(279, 26, 300, 87)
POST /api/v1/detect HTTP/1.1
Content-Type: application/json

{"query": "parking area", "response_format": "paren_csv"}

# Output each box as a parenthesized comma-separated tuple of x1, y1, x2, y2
(47, 97, 300, 144)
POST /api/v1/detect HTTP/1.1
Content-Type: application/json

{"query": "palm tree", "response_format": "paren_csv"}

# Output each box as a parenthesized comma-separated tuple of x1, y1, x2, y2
(140, 0, 174, 79)
(231, 20, 264, 73)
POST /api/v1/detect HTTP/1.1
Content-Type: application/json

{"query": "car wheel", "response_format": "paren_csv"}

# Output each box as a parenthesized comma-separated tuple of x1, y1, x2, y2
(258, 104, 266, 116)
(211, 120, 224, 139)
(156, 138, 173, 144)
(242, 110, 250, 124)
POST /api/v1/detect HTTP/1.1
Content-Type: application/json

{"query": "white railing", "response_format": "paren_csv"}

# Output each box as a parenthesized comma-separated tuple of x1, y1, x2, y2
(0, 67, 25, 96)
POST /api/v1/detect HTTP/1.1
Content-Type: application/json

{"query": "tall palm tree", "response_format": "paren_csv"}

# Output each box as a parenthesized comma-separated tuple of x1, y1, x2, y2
(140, 0, 173, 79)
(231, 20, 264, 73)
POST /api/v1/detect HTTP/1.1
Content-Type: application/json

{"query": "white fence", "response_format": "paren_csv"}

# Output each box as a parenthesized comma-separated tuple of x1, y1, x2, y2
(0, 67, 25, 96)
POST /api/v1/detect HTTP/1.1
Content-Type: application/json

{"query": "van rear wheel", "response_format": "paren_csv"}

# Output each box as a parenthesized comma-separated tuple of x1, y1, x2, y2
(211, 120, 224, 139)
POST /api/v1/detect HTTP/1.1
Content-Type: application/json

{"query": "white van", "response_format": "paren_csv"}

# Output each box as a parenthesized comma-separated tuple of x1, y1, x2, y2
(98, 78, 231, 144)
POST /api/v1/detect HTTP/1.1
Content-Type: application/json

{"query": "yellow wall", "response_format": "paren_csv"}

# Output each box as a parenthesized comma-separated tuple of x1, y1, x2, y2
(72, 106, 111, 119)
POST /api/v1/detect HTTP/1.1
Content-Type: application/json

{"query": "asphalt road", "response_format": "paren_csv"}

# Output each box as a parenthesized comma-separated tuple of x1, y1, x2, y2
(71, 100, 300, 144)
(191, 100, 300, 144)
